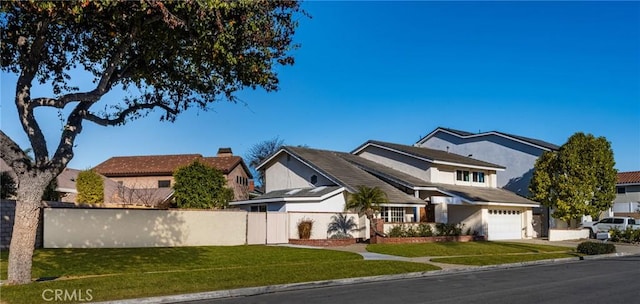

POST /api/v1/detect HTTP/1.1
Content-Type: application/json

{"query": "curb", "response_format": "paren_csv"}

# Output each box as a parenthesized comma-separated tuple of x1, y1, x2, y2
(94, 252, 640, 304)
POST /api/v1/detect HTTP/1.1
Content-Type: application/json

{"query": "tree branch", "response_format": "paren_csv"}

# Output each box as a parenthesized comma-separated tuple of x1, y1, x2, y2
(16, 20, 50, 165)
(83, 102, 179, 126)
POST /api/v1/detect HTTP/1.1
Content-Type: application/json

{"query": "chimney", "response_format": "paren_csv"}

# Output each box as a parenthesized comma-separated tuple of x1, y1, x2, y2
(249, 180, 255, 192)
(217, 147, 233, 157)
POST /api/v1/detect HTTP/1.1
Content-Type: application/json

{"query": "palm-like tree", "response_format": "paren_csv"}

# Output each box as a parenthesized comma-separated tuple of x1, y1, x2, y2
(327, 213, 358, 238)
(345, 185, 388, 237)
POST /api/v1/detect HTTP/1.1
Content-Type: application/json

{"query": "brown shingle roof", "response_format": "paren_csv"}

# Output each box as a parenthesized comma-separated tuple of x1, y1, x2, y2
(618, 171, 640, 185)
(94, 154, 251, 178)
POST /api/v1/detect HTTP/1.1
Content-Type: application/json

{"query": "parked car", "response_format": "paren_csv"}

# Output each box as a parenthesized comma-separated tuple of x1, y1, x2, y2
(580, 217, 640, 238)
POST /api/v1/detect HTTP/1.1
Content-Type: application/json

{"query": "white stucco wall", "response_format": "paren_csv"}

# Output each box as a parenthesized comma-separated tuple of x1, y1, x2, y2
(284, 193, 347, 212)
(264, 153, 335, 192)
(44, 208, 248, 248)
(419, 132, 549, 196)
(288, 212, 365, 239)
(448, 205, 483, 235)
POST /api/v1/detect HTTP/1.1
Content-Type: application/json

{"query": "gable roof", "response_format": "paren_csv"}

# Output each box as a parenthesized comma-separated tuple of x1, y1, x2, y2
(341, 153, 537, 206)
(352, 140, 506, 170)
(618, 171, 640, 185)
(417, 127, 560, 151)
(93, 154, 252, 178)
(266, 146, 425, 205)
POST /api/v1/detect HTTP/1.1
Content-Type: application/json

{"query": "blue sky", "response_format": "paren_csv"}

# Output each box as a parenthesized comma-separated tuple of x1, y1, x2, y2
(1, 1, 639, 172)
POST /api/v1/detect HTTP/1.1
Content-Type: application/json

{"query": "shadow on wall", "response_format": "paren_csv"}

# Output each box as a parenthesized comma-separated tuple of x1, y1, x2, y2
(504, 169, 534, 197)
(44, 208, 186, 248)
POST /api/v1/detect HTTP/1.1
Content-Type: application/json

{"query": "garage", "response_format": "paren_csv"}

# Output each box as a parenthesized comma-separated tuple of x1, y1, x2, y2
(487, 209, 522, 240)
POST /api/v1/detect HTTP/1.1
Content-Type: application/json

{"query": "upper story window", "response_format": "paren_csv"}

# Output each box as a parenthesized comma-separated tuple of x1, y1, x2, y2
(456, 170, 470, 182)
(617, 186, 626, 194)
(473, 172, 485, 183)
(158, 180, 171, 188)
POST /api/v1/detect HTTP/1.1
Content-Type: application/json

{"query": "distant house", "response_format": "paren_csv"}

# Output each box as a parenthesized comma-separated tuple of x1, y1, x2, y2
(93, 148, 254, 201)
(415, 127, 559, 236)
(232, 142, 539, 241)
(613, 171, 640, 218)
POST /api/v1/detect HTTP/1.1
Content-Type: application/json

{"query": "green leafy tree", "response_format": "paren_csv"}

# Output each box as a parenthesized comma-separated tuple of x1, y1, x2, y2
(345, 186, 388, 237)
(1, 172, 17, 199)
(530, 132, 617, 226)
(327, 213, 358, 238)
(173, 161, 232, 209)
(76, 170, 104, 205)
(0, 0, 303, 284)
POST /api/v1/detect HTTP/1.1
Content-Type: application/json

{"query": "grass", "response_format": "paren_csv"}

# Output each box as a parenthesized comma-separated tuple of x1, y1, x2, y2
(367, 241, 574, 257)
(431, 252, 581, 265)
(0, 246, 439, 304)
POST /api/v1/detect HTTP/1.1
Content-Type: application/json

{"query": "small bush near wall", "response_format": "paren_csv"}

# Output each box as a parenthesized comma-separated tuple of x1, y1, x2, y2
(609, 227, 640, 243)
(388, 223, 434, 237)
(576, 241, 616, 255)
(297, 218, 314, 239)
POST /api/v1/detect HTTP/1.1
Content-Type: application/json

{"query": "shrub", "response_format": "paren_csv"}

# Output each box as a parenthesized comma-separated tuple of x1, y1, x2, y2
(417, 223, 433, 237)
(436, 223, 464, 236)
(329, 232, 352, 239)
(326, 213, 357, 238)
(76, 170, 104, 205)
(609, 227, 640, 243)
(297, 218, 314, 239)
(388, 225, 405, 237)
(576, 241, 616, 255)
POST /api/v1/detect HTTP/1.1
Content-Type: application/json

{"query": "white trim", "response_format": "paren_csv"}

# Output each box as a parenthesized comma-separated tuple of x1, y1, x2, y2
(229, 187, 345, 206)
(354, 142, 504, 171)
(416, 128, 555, 152)
(255, 147, 287, 170)
(480, 202, 540, 208)
(380, 203, 424, 207)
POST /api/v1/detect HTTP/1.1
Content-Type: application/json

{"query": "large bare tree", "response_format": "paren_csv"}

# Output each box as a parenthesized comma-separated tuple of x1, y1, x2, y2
(0, 0, 303, 284)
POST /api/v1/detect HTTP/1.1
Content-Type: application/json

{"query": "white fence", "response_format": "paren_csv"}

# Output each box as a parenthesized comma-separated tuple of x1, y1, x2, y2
(43, 208, 366, 248)
(548, 229, 590, 241)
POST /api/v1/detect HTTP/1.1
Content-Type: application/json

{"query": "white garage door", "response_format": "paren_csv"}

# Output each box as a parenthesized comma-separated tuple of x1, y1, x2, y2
(488, 209, 522, 240)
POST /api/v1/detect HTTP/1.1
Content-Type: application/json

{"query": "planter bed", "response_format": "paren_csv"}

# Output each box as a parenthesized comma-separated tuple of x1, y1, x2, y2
(289, 238, 356, 247)
(374, 235, 483, 244)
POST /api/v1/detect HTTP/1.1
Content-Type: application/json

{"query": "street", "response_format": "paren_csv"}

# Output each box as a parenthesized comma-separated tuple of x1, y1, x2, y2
(192, 256, 640, 304)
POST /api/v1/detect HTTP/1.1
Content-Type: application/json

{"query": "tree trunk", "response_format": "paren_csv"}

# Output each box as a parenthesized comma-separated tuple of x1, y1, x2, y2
(7, 174, 51, 285)
(7, 199, 40, 284)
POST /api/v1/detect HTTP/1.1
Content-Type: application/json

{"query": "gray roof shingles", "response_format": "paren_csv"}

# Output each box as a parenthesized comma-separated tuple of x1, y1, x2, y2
(356, 140, 506, 169)
(284, 146, 425, 205)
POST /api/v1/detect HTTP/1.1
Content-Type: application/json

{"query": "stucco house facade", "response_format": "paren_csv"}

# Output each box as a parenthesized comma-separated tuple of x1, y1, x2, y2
(232, 142, 539, 241)
(415, 127, 559, 236)
(613, 171, 640, 218)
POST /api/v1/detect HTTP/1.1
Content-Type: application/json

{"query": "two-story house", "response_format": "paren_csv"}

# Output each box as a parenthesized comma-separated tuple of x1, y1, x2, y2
(232, 142, 539, 240)
(612, 171, 640, 218)
(93, 148, 254, 201)
(415, 127, 559, 236)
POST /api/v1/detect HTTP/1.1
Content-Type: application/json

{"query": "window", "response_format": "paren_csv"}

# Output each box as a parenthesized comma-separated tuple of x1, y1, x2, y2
(617, 187, 626, 194)
(456, 170, 470, 182)
(380, 207, 405, 222)
(310, 175, 318, 185)
(613, 218, 624, 224)
(158, 180, 170, 188)
(473, 172, 485, 183)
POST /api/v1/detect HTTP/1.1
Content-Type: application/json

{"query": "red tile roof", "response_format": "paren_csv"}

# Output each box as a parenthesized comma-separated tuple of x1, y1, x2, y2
(93, 154, 251, 177)
(618, 171, 640, 185)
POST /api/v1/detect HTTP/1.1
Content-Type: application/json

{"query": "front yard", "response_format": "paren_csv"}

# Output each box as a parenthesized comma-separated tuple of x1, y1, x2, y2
(368, 241, 580, 265)
(0, 246, 438, 304)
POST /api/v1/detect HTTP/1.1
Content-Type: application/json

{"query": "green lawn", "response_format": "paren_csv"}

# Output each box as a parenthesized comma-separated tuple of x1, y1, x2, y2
(0, 246, 439, 304)
(431, 252, 581, 266)
(367, 241, 574, 257)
